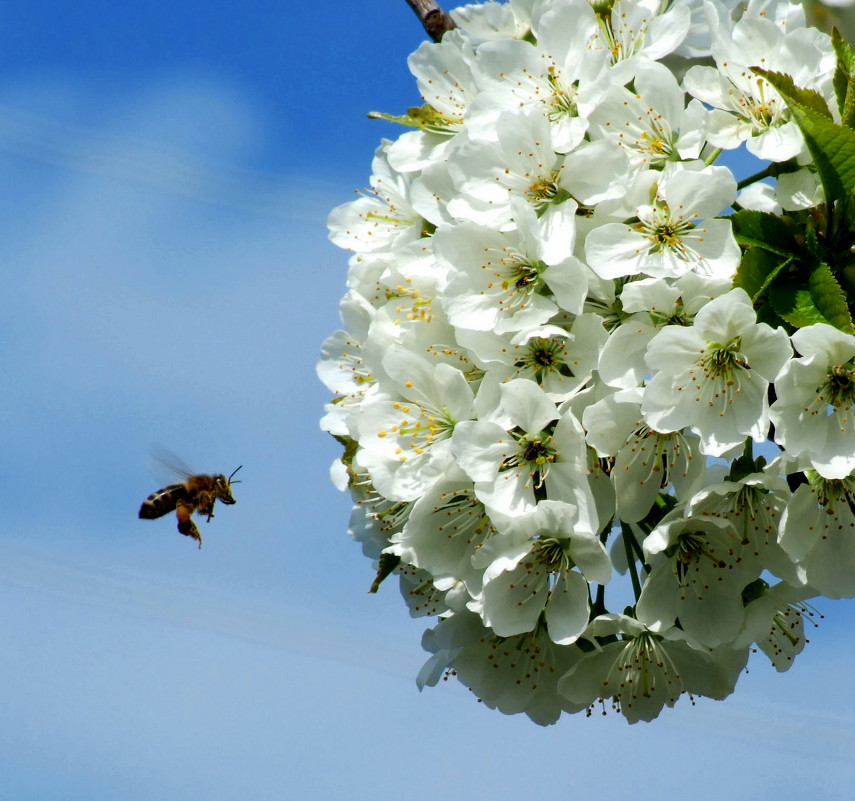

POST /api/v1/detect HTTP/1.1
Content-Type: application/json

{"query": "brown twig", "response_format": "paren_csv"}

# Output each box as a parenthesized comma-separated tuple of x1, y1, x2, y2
(405, 0, 457, 42)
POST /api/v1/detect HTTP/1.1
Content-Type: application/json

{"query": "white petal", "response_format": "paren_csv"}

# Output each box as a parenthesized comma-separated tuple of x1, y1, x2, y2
(585, 223, 647, 279)
(451, 420, 514, 483)
(500, 379, 558, 433)
(545, 571, 591, 645)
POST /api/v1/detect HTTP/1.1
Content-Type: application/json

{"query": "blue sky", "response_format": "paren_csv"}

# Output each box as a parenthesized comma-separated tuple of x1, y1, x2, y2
(0, 2, 854, 798)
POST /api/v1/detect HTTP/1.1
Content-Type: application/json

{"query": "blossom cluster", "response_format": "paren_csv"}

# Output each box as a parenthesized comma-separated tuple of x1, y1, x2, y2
(319, 0, 855, 724)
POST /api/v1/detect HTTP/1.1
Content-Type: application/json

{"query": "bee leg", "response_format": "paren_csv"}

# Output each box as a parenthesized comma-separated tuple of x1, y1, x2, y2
(197, 492, 215, 522)
(176, 501, 203, 549)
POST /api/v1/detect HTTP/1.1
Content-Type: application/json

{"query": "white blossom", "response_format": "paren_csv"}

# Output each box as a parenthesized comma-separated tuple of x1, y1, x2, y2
(583, 387, 706, 522)
(451, 379, 597, 526)
(477, 500, 610, 643)
(589, 0, 692, 81)
(457, 313, 607, 400)
(418, 610, 587, 725)
(320, 0, 849, 724)
(449, 0, 533, 41)
(641, 288, 792, 456)
(770, 324, 855, 479)
(683, 4, 834, 161)
(734, 580, 813, 671)
(779, 473, 855, 598)
(557, 614, 748, 723)
(466, 1, 609, 153)
(585, 164, 740, 281)
(356, 348, 475, 501)
(327, 145, 425, 253)
(597, 273, 730, 389)
(388, 470, 495, 598)
(636, 513, 753, 647)
(446, 111, 628, 229)
(587, 59, 708, 167)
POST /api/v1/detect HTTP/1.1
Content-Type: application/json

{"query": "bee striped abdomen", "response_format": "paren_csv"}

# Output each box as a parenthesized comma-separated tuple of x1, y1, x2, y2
(138, 483, 190, 519)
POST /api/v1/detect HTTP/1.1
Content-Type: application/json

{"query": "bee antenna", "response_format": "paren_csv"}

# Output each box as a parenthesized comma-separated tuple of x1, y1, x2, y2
(228, 465, 243, 484)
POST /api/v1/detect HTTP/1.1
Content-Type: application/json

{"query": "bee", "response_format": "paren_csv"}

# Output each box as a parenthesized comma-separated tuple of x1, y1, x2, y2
(139, 459, 242, 548)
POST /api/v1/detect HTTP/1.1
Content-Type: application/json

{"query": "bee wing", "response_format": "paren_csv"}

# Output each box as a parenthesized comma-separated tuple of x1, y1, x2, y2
(148, 446, 195, 484)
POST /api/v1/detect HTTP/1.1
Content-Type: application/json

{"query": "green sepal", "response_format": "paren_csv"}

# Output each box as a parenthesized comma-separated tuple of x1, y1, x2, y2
(727, 439, 766, 483)
(575, 636, 603, 653)
(634, 493, 677, 534)
(369, 552, 401, 594)
(741, 578, 770, 606)
(367, 104, 458, 132)
(333, 434, 359, 469)
(754, 68, 855, 202)
(331, 434, 361, 490)
(808, 262, 855, 333)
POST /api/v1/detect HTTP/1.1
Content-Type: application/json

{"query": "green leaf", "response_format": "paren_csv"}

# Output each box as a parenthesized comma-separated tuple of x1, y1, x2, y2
(842, 85, 855, 131)
(833, 28, 855, 77)
(755, 68, 855, 201)
(769, 262, 855, 334)
(809, 262, 855, 333)
(728, 209, 799, 256)
(833, 55, 850, 120)
(733, 246, 791, 302)
(832, 28, 855, 127)
(804, 215, 821, 259)
(769, 283, 830, 328)
(791, 109, 855, 202)
(755, 299, 788, 331)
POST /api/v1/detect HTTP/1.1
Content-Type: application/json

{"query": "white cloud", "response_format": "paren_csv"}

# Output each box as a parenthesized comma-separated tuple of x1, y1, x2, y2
(0, 73, 341, 219)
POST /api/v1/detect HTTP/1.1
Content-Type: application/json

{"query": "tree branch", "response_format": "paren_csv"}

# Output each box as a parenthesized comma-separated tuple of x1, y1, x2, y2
(405, 0, 457, 42)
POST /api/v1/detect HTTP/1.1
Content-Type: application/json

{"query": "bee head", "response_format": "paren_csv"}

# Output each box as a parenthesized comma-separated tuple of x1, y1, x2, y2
(215, 465, 242, 504)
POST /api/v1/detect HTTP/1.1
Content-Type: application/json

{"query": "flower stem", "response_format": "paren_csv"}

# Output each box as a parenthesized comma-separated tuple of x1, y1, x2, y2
(736, 165, 774, 191)
(704, 147, 722, 166)
(621, 522, 643, 602)
(735, 158, 801, 190)
(593, 582, 607, 616)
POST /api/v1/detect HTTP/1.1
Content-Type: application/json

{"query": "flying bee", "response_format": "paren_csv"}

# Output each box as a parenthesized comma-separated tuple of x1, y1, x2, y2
(139, 459, 242, 548)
